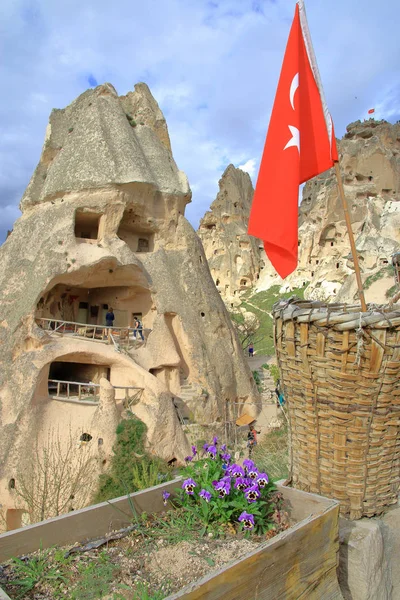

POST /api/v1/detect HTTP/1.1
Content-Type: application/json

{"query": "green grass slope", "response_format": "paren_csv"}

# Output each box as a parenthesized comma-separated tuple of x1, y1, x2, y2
(240, 284, 308, 355)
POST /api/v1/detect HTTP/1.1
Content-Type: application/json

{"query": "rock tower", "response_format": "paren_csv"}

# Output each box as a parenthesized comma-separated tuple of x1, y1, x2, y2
(198, 165, 263, 304)
(0, 83, 258, 529)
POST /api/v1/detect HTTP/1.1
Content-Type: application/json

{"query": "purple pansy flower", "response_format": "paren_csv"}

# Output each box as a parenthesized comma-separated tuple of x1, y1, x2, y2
(248, 467, 259, 480)
(214, 479, 231, 498)
(191, 445, 197, 456)
(229, 464, 245, 478)
(185, 455, 193, 463)
(199, 489, 212, 502)
(234, 477, 250, 491)
(207, 445, 217, 459)
(256, 473, 269, 488)
(243, 459, 255, 472)
(182, 478, 197, 495)
(221, 443, 227, 451)
(212, 436, 218, 445)
(245, 485, 260, 503)
(203, 443, 209, 452)
(221, 453, 231, 464)
(162, 491, 171, 506)
(238, 511, 255, 530)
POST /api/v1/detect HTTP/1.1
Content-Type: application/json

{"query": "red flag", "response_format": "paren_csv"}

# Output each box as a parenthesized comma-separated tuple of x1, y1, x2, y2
(248, 0, 338, 278)
(368, 108, 375, 114)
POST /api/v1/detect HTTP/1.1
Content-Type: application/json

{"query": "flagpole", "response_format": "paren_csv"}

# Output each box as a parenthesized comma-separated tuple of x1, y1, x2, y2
(334, 161, 367, 312)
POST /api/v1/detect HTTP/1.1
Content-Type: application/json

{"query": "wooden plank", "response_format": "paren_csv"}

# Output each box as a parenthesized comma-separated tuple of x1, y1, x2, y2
(275, 319, 283, 350)
(341, 331, 349, 372)
(0, 586, 12, 600)
(167, 503, 342, 600)
(0, 479, 182, 563)
(316, 332, 326, 357)
(274, 485, 334, 522)
(370, 330, 386, 373)
(300, 323, 310, 376)
(286, 322, 296, 357)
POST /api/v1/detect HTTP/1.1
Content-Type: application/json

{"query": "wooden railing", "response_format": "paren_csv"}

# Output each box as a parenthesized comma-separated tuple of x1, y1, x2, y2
(48, 379, 100, 402)
(36, 318, 151, 350)
(48, 380, 143, 406)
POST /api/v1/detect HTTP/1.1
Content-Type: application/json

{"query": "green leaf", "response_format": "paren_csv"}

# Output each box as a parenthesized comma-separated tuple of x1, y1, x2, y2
(204, 557, 215, 567)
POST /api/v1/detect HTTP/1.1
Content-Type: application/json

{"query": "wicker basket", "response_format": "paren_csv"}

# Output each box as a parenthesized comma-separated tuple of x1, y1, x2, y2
(273, 298, 400, 519)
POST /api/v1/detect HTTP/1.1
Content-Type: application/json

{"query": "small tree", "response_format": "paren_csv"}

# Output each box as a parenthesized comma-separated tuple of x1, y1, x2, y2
(229, 308, 264, 350)
(15, 428, 97, 524)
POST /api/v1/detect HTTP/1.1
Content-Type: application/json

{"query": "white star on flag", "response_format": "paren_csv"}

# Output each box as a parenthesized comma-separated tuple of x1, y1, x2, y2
(284, 125, 300, 152)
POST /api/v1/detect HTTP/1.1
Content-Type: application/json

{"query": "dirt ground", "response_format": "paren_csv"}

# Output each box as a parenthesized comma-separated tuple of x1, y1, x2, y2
(1, 521, 265, 599)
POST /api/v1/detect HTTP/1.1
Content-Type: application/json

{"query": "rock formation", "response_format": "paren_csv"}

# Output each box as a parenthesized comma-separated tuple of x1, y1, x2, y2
(198, 165, 263, 305)
(257, 119, 400, 304)
(0, 83, 258, 529)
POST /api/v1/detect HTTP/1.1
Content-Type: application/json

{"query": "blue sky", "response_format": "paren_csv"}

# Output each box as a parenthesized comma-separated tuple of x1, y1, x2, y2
(1, 0, 399, 242)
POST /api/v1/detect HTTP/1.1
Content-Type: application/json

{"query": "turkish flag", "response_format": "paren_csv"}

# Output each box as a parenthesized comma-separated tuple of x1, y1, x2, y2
(368, 108, 375, 114)
(248, 1, 338, 278)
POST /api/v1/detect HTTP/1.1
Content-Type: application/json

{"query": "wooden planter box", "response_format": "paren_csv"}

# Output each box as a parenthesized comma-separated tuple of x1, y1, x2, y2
(0, 479, 343, 600)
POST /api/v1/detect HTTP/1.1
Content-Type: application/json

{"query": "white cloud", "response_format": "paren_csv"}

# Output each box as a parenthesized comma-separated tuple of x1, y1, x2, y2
(237, 158, 257, 179)
(1, 0, 400, 243)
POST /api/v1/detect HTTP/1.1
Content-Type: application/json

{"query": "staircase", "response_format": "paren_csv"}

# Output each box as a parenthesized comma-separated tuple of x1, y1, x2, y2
(257, 366, 276, 403)
(172, 371, 203, 424)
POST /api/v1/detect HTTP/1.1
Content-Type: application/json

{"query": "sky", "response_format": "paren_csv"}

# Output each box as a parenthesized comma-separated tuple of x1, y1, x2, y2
(1, 0, 399, 243)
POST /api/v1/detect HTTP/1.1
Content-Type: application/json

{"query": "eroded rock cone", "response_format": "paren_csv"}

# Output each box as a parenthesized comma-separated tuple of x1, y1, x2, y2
(0, 83, 259, 524)
(198, 165, 263, 305)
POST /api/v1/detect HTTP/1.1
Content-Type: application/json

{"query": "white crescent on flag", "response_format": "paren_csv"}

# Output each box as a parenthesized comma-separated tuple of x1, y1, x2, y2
(289, 73, 299, 110)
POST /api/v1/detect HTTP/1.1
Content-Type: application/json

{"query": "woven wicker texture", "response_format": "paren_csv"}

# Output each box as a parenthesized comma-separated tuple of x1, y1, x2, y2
(273, 298, 400, 519)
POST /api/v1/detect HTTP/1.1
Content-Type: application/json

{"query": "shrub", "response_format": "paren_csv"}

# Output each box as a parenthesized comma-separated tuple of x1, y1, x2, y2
(386, 284, 398, 299)
(94, 418, 170, 502)
(269, 364, 280, 384)
(364, 265, 394, 290)
(126, 113, 137, 127)
(252, 370, 263, 392)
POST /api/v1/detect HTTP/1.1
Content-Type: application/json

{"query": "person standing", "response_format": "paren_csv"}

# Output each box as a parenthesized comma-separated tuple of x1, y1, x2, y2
(105, 307, 115, 328)
(134, 316, 144, 341)
(247, 424, 261, 457)
(248, 342, 254, 358)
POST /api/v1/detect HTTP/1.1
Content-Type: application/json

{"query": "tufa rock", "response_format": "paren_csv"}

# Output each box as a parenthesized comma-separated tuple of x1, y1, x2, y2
(0, 83, 259, 527)
(257, 119, 400, 304)
(198, 165, 263, 304)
